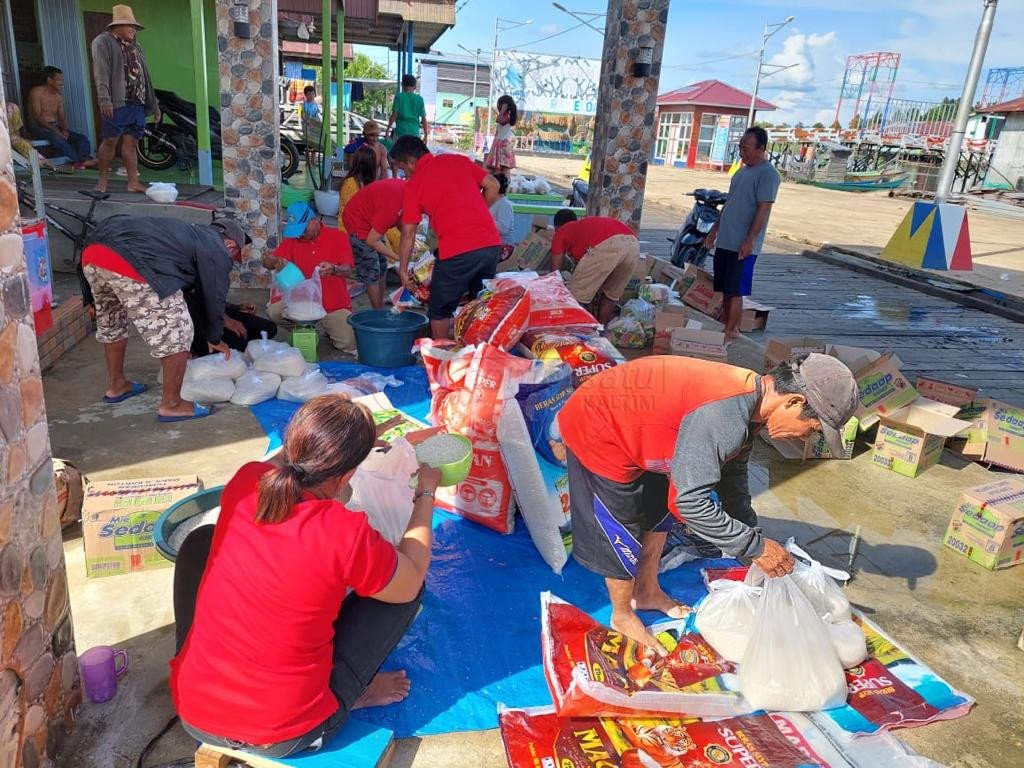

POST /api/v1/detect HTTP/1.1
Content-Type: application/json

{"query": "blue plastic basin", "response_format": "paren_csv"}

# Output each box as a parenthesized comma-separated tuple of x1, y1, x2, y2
(348, 309, 429, 368)
(153, 486, 223, 563)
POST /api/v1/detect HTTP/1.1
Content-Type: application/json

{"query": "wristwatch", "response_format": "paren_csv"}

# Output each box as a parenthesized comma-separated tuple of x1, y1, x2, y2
(414, 489, 436, 502)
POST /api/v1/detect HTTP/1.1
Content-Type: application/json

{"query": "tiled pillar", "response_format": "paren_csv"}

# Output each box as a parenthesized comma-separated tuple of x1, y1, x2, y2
(588, 0, 669, 230)
(0, 76, 79, 768)
(216, 0, 281, 288)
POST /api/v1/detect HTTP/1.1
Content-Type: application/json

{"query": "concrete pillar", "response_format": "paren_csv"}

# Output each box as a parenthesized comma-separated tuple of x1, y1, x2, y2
(190, 0, 214, 186)
(587, 0, 669, 230)
(216, 0, 281, 287)
(0, 69, 80, 768)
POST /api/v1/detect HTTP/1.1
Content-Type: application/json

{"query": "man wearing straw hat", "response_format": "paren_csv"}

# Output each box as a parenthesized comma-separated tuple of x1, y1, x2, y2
(90, 4, 160, 193)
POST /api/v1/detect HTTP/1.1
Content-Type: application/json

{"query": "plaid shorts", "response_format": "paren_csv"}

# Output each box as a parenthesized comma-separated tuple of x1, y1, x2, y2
(84, 265, 193, 358)
(349, 235, 388, 284)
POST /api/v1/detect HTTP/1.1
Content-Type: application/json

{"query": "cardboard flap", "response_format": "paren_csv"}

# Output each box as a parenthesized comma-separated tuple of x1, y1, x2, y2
(885, 401, 972, 438)
(915, 376, 979, 408)
(671, 327, 725, 346)
(828, 344, 881, 373)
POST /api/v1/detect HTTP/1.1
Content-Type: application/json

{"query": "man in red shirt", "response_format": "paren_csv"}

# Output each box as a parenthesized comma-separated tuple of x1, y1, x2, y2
(341, 178, 405, 309)
(550, 209, 640, 324)
(390, 136, 501, 339)
(264, 202, 356, 351)
(557, 354, 858, 651)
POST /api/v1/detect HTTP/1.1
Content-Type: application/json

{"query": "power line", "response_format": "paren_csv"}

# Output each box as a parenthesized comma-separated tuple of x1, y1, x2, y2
(504, 20, 589, 50)
(663, 51, 760, 69)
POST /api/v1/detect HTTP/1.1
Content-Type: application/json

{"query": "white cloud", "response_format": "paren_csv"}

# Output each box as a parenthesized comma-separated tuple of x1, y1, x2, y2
(539, 23, 560, 36)
(764, 31, 837, 88)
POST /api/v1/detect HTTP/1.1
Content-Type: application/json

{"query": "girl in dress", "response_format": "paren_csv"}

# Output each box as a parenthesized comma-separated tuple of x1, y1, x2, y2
(485, 95, 518, 174)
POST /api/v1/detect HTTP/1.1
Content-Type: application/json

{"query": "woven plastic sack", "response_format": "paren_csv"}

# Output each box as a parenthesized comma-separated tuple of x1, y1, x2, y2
(454, 285, 531, 351)
(520, 328, 624, 387)
(186, 352, 248, 381)
(738, 575, 847, 712)
(253, 345, 307, 378)
(277, 367, 329, 403)
(494, 272, 598, 330)
(181, 376, 235, 404)
(694, 579, 762, 664)
(606, 314, 647, 349)
(230, 370, 282, 406)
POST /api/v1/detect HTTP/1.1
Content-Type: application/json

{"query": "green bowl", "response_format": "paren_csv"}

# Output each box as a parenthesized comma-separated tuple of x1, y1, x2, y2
(416, 433, 474, 487)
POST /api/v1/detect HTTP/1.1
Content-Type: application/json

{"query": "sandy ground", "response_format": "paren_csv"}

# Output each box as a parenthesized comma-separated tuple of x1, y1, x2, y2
(516, 154, 1024, 299)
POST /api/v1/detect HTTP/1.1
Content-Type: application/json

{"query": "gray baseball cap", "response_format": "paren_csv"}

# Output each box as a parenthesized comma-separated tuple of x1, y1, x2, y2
(796, 353, 860, 457)
(210, 219, 251, 250)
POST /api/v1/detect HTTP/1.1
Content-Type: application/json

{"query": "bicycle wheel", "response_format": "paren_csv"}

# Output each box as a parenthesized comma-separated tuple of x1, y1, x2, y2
(137, 127, 179, 171)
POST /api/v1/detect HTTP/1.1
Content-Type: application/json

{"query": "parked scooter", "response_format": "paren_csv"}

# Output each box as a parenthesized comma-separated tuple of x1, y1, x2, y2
(669, 188, 728, 268)
(137, 89, 300, 179)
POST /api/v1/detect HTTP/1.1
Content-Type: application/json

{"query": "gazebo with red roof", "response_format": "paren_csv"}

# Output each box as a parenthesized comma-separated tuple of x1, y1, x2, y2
(653, 79, 777, 170)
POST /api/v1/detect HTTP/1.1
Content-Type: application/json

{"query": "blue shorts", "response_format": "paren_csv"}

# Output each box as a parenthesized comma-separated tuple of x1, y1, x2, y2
(713, 248, 758, 297)
(101, 104, 146, 140)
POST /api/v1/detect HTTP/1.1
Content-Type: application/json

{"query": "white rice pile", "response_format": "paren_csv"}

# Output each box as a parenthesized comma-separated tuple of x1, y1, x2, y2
(168, 507, 221, 552)
(286, 301, 326, 321)
(415, 434, 469, 467)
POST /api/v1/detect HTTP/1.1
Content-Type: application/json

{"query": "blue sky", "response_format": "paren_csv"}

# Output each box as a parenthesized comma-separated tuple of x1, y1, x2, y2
(356, 0, 1024, 125)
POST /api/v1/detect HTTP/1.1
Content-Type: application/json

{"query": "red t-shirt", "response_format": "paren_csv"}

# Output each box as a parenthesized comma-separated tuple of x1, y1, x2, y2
(402, 152, 500, 260)
(342, 178, 405, 240)
(550, 217, 635, 262)
(169, 462, 398, 745)
(271, 226, 353, 313)
(81, 243, 145, 282)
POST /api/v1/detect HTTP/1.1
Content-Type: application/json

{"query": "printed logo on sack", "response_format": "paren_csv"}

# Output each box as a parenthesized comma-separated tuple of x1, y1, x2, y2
(703, 743, 732, 764)
(99, 520, 155, 537)
(959, 504, 1003, 533)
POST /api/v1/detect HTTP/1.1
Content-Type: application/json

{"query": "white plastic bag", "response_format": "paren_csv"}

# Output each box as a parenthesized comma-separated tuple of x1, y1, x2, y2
(230, 370, 282, 406)
(284, 268, 325, 321)
(827, 619, 869, 668)
(245, 331, 289, 363)
(185, 352, 248, 382)
(253, 345, 307, 378)
(738, 575, 847, 712)
(347, 438, 418, 545)
(694, 579, 762, 663)
(746, 542, 853, 624)
(181, 377, 235, 404)
(277, 367, 329, 403)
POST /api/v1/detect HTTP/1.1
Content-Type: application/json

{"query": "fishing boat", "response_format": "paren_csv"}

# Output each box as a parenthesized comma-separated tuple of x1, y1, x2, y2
(808, 175, 908, 192)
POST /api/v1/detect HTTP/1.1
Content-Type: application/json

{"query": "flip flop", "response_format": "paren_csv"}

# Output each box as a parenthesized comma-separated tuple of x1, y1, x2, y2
(102, 382, 148, 404)
(157, 403, 216, 423)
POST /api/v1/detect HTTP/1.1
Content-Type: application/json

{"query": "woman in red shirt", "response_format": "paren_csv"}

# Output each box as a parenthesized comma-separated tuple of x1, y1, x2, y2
(170, 396, 440, 758)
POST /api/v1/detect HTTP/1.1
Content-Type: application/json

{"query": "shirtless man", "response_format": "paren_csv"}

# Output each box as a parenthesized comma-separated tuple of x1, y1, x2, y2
(26, 67, 95, 169)
(361, 120, 390, 179)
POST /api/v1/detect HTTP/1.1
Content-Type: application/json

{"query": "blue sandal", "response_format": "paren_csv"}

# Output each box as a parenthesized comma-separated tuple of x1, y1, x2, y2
(157, 403, 216, 423)
(103, 382, 148, 404)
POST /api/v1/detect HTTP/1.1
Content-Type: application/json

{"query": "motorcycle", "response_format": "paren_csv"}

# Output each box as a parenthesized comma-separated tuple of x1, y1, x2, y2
(137, 89, 300, 179)
(669, 188, 728, 268)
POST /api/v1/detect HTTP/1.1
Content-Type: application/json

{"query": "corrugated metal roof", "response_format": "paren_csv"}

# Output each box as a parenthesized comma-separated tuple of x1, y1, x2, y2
(979, 96, 1024, 114)
(657, 79, 776, 111)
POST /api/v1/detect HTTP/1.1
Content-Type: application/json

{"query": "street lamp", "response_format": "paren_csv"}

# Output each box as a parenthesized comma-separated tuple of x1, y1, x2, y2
(457, 43, 483, 136)
(747, 15, 795, 126)
(551, 3, 606, 36)
(487, 17, 532, 146)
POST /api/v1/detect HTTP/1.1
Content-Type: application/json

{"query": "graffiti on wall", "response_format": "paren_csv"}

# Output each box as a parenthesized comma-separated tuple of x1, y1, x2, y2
(492, 50, 601, 115)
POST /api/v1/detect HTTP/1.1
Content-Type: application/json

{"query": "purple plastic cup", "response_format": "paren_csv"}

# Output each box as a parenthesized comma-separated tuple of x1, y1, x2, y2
(79, 646, 129, 703)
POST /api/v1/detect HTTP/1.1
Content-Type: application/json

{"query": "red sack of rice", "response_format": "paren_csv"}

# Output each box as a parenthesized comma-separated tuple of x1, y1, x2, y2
(541, 592, 750, 719)
(521, 327, 625, 387)
(495, 272, 598, 330)
(454, 285, 530, 351)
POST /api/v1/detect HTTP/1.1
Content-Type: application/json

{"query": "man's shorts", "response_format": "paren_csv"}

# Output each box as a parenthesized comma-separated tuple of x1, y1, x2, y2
(349, 235, 388, 284)
(567, 234, 640, 304)
(427, 245, 500, 320)
(101, 104, 146, 140)
(712, 248, 758, 297)
(567, 447, 675, 580)
(83, 264, 193, 358)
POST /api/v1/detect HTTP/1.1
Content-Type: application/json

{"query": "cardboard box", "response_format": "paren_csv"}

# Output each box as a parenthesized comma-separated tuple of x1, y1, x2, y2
(531, 214, 550, 233)
(669, 323, 728, 363)
(83, 476, 200, 578)
(763, 416, 860, 460)
(677, 265, 723, 319)
(848, 353, 918, 430)
(649, 257, 685, 289)
(944, 478, 1024, 570)
(511, 229, 554, 272)
(740, 298, 773, 332)
(763, 336, 827, 371)
(871, 399, 971, 477)
(652, 303, 688, 354)
(915, 377, 979, 408)
(961, 399, 1024, 473)
(621, 254, 657, 300)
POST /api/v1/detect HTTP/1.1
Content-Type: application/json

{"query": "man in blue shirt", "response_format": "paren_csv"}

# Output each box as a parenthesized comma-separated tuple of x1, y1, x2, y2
(704, 127, 780, 341)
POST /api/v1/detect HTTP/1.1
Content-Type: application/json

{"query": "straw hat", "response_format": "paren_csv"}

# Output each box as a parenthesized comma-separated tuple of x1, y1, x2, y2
(107, 5, 144, 29)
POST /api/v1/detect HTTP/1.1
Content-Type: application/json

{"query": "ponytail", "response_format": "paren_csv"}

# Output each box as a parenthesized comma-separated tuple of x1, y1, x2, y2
(256, 465, 305, 524)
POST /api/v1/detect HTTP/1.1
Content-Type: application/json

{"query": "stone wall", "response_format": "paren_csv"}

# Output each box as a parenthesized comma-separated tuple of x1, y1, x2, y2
(216, 0, 282, 289)
(588, 0, 669, 230)
(0, 83, 79, 767)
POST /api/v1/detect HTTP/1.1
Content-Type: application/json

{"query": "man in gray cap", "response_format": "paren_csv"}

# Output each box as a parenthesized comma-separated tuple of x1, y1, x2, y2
(81, 215, 249, 422)
(557, 354, 860, 651)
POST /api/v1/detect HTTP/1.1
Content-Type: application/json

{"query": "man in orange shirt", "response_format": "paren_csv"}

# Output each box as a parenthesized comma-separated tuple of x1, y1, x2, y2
(550, 209, 640, 324)
(390, 136, 501, 339)
(557, 354, 858, 651)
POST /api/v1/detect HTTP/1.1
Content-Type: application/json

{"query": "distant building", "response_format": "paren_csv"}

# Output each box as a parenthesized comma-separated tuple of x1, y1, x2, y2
(418, 54, 491, 128)
(978, 96, 1024, 190)
(653, 80, 777, 169)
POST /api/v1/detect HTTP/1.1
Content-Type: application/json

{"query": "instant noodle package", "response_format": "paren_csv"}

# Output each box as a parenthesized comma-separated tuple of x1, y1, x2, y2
(454, 285, 531, 351)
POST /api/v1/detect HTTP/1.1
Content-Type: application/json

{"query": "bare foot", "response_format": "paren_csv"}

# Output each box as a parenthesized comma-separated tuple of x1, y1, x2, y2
(126, 182, 147, 193)
(158, 399, 200, 419)
(352, 671, 411, 710)
(611, 609, 668, 657)
(83, 158, 98, 169)
(631, 587, 691, 620)
(94, 177, 108, 193)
